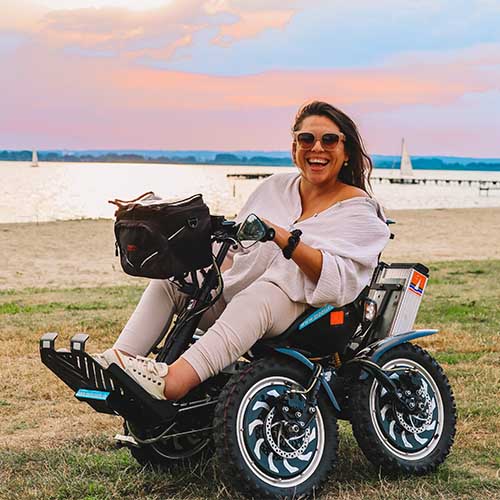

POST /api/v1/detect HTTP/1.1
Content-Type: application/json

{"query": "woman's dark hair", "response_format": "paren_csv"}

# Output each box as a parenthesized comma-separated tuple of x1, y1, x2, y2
(292, 100, 373, 193)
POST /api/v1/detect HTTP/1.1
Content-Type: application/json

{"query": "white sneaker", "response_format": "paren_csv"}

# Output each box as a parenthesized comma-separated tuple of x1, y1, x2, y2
(93, 349, 168, 400)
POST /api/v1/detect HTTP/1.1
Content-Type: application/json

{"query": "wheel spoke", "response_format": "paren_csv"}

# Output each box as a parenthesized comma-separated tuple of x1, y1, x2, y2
(309, 427, 317, 443)
(248, 419, 263, 436)
(254, 438, 264, 460)
(252, 400, 270, 411)
(266, 389, 280, 398)
(267, 452, 279, 473)
(414, 433, 428, 445)
(380, 403, 390, 421)
(401, 431, 411, 448)
(297, 451, 313, 462)
(283, 459, 299, 473)
(428, 397, 436, 415)
(388, 420, 396, 440)
(426, 420, 437, 432)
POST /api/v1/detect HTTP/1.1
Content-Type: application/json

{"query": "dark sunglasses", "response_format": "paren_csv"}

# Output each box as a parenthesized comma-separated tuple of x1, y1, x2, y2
(294, 131, 345, 151)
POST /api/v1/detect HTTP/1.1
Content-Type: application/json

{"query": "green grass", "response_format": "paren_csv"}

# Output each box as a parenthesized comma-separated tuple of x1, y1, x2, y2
(0, 301, 117, 314)
(1, 260, 499, 499)
(434, 351, 483, 364)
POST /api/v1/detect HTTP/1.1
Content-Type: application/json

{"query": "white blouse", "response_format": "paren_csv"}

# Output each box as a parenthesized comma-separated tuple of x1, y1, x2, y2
(222, 172, 391, 307)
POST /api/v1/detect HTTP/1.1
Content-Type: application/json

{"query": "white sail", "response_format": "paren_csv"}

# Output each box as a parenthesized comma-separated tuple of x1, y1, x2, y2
(400, 138, 414, 178)
(31, 150, 39, 168)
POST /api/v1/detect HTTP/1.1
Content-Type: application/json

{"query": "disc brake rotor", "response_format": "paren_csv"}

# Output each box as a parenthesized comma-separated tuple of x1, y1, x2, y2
(395, 381, 434, 434)
(264, 407, 311, 459)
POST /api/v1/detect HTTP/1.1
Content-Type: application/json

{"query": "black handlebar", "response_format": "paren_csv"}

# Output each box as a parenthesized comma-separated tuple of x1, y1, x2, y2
(210, 215, 237, 235)
(260, 222, 276, 242)
(211, 214, 275, 243)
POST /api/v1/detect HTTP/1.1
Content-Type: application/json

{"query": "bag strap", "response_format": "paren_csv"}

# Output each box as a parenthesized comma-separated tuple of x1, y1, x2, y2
(166, 193, 202, 206)
(108, 191, 155, 208)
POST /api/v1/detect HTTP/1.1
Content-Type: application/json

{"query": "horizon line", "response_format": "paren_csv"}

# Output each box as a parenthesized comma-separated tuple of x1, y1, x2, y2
(2, 148, 500, 161)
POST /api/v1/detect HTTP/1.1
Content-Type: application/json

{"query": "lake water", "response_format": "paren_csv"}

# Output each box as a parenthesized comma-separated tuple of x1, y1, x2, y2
(2, 161, 500, 223)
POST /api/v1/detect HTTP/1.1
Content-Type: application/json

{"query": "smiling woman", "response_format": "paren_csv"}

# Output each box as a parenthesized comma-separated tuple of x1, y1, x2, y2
(36, 0, 171, 10)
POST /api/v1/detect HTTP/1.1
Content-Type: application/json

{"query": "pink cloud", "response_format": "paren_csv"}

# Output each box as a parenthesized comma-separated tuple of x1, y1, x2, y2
(1, 35, 500, 154)
(212, 9, 295, 46)
(12, 0, 299, 63)
(110, 43, 500, 111)
(0, 0, 49, 31)
(37, 4, 202, 55)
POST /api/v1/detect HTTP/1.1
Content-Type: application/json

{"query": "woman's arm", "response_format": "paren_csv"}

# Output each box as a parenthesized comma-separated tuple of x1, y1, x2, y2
(263, 199, 391, 307)
(267, 223, 323, 284)
(220, 253, 235, 272)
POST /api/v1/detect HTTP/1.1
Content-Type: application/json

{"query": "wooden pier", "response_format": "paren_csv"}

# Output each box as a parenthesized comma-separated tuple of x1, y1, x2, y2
(227, 173, 500, 193)
(227, 173, 274, 180)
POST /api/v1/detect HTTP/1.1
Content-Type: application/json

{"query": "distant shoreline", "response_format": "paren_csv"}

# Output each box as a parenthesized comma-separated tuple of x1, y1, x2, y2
(2, 156, 500, 172)
(3, 147, 500, 171)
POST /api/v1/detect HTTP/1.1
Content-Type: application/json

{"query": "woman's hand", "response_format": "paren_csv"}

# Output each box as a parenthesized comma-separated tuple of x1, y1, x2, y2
(261, 218, 323, 284)
(262, 220, 289, 247)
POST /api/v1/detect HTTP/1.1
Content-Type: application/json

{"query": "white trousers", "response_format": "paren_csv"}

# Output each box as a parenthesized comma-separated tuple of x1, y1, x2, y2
(114, 279, 308, 382)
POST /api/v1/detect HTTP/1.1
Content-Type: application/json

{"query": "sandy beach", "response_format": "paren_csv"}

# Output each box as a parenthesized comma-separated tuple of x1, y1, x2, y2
(1, 207, 499, 290)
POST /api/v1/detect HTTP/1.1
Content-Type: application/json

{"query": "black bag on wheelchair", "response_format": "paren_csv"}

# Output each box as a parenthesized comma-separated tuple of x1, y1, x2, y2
(110, 192, 212, 279)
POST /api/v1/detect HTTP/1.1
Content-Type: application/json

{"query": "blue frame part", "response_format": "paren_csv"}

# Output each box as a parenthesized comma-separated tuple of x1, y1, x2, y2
(298, 305, 334, 330)
(360, 329, 439, 362)
(274, 347, 341, 411)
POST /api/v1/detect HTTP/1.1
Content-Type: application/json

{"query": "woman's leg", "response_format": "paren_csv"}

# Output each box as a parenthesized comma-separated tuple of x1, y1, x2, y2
(164, 281, 307, 399)
(162, 294, 227, 399)
(96, 279, 227, 400)
(113, 279, 188, 357)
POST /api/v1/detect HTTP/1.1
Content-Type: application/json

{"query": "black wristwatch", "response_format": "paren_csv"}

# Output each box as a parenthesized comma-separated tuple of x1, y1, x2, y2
(282, 229, 302, 259)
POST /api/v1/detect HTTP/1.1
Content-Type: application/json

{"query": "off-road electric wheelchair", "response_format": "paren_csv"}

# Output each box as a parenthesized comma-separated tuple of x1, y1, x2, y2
(40, 194, 456, 499)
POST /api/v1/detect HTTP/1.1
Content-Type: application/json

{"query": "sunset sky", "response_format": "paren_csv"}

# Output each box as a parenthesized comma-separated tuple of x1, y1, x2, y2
(1, 0, 499, 156)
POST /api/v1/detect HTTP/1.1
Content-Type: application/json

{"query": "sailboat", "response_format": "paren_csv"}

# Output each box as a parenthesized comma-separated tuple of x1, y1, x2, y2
(31, 150, 39, 168)
(399, 138, 414, 179)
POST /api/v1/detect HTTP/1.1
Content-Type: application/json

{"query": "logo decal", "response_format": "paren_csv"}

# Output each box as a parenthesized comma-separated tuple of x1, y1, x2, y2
(409, 270, 427, 296)
(298, 304, 334, 330)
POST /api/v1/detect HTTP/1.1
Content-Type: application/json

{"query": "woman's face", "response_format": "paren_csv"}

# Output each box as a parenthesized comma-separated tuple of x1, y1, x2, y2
(292, 115, 348, 188)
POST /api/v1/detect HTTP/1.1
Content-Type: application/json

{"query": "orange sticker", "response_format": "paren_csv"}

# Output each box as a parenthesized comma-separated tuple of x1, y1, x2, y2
(330, 310, 344, 325)
(409, 270, 427, 296)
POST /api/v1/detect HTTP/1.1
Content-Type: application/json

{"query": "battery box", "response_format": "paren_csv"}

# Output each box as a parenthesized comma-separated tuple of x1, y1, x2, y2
(368, 263, 429, 337)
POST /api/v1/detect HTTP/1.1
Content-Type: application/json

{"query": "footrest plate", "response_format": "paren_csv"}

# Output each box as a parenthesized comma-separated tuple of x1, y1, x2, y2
(40, 332, 178, 425)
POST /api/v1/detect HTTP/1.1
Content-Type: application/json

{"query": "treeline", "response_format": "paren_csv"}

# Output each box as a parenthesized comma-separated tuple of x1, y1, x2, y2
(211, 153, 292, 165)
(375, 157, 500, 172)
(0, 150, 292, 166)
(2, 150, 500, 171)
(0, 150, 199, 164)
